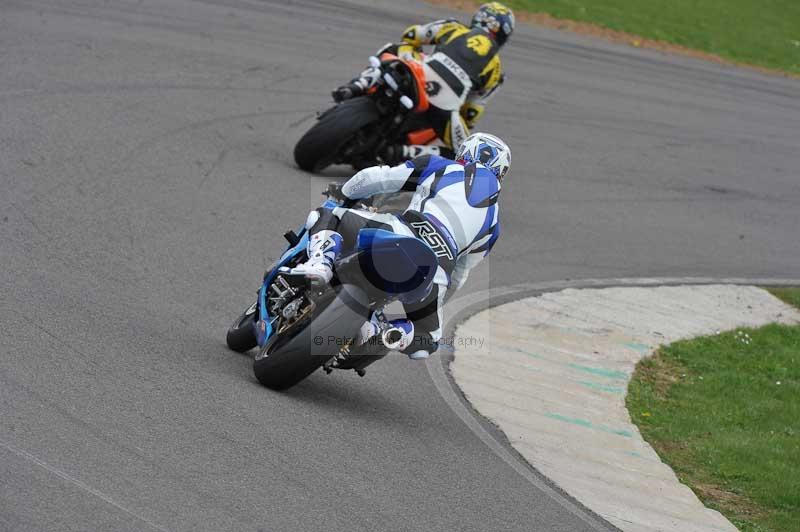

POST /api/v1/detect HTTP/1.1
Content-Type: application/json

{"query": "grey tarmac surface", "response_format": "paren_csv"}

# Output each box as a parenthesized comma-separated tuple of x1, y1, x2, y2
(1, 1, 798, 531)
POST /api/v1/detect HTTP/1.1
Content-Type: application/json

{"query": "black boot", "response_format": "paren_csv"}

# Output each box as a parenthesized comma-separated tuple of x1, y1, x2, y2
(381, 144, 449, 164)
(378, 144, 408, 165)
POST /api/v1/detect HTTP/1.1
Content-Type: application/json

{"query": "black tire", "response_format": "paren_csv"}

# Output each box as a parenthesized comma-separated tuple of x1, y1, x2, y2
(294, 97, 380, 172)
(253, 284, 369, 390)
(226, 303, 258, 353)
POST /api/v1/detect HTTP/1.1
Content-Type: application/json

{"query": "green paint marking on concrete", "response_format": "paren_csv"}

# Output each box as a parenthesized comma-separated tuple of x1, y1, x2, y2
(601, 425, 634, 438)
(545, 413, 592, 428)
(506, 351, 629, 381)
(500, 345, 547, 360)
(623, 342, 651, 353)
(545, 413, 633, 437)
(578, 381, 624, 394)
(511, 348, 545, 360)
(624, 451, 644, 458)
(567, 363, 627, 380)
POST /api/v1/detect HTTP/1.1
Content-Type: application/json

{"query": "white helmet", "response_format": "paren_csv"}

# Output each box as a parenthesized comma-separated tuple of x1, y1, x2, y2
(456, 132, 511, 181)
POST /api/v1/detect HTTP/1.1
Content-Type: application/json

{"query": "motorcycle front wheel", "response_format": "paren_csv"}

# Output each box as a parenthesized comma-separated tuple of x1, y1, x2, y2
(226, 302, 258, 353)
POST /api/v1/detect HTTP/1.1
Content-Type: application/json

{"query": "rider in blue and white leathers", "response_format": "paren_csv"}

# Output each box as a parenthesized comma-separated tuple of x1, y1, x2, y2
(282, 133, 511, 360)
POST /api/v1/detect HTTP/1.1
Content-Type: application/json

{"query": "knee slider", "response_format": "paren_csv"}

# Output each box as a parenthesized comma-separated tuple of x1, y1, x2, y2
(305, 209, 321, 230)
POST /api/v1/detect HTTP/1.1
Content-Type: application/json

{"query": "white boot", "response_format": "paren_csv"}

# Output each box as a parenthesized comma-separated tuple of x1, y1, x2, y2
(356, 313, 381, 346)
(406, 349, 429, 360)
(403, 145, 441, 158)
(280, 230, 342, 285)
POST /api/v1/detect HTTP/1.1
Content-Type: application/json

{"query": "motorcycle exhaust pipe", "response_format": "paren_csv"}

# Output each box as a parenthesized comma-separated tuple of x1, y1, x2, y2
(380, 320, 414, 351)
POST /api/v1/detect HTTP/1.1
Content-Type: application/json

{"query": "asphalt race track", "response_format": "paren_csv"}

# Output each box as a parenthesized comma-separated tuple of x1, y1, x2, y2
(1, 1, 798, 531)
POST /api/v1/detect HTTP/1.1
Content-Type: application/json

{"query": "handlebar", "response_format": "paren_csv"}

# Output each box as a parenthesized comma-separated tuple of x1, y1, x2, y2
(341, 197, 360, 209)
(323, 182, 371, 210)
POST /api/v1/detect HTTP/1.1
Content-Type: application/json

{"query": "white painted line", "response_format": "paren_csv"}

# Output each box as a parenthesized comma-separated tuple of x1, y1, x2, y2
(0, 437, 171, 532)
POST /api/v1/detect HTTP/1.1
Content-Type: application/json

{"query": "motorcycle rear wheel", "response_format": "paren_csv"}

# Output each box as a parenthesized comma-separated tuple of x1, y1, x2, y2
(293, 97, 380, 173)
(253, 284, 369, 390)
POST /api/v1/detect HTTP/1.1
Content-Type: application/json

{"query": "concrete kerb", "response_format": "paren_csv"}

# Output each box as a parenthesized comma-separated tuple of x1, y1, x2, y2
(427, 277, 800, 532)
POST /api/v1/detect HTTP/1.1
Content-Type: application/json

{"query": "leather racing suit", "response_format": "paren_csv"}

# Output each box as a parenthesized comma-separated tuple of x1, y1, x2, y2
(398, 19, 504, 153)
(300, 154, 501, 359)
(340, 19, 505, 162)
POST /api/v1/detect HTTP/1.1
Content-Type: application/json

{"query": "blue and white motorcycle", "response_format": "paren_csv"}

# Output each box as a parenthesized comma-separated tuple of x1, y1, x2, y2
(226, 188, 438, 390)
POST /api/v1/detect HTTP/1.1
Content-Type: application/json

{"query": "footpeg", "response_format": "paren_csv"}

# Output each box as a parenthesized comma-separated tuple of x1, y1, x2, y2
(283, 230, 300, 246)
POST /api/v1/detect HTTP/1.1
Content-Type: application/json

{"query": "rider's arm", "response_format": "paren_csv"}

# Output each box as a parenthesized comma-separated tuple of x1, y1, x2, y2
(477, 55, 503, 95)
(401, 19, 462, 47)
(450, 222, 500, 290)
(341, 155, 440, 199)
(460, 72, 504, 128)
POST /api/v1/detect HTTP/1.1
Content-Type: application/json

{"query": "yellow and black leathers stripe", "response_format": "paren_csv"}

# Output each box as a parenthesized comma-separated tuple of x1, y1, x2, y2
(401, 20, 503, 96)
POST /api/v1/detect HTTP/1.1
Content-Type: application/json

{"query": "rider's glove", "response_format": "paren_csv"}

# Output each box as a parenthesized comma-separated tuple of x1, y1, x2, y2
(324, 182, 348, 202)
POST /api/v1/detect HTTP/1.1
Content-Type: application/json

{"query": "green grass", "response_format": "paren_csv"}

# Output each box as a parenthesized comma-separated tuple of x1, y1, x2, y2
(505, 0, 800, 74)
(769, 287, 800, 309)
(627, 289, 800, 531)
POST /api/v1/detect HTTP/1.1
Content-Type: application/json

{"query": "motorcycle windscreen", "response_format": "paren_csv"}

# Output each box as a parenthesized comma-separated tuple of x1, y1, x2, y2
(356, 229, 437, 304)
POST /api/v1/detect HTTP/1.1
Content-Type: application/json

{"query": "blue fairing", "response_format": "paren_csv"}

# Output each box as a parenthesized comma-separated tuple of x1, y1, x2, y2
(256, 201, 437, 346)
(357, 228, 438, 304)
(256, 199, 340, 346)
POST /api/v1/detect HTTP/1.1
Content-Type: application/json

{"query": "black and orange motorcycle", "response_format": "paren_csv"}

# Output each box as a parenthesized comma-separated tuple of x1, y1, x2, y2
(293, 49, 441, 172)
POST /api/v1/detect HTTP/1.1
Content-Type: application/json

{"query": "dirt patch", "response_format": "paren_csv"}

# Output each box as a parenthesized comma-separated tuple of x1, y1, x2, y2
(633, 351, 683, 398)
(649, 438, 768, 523)
(630, 350, 774, 527)
(693, 482, 768, 521)
(426, 0, 799, 80)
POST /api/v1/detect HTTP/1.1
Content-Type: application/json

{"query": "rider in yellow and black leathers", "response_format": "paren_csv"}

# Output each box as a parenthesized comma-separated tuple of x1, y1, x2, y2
(332, 3, 515, 163)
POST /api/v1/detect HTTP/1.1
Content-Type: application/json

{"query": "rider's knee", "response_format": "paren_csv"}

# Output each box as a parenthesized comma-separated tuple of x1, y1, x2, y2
(305, 209, 321, 230)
